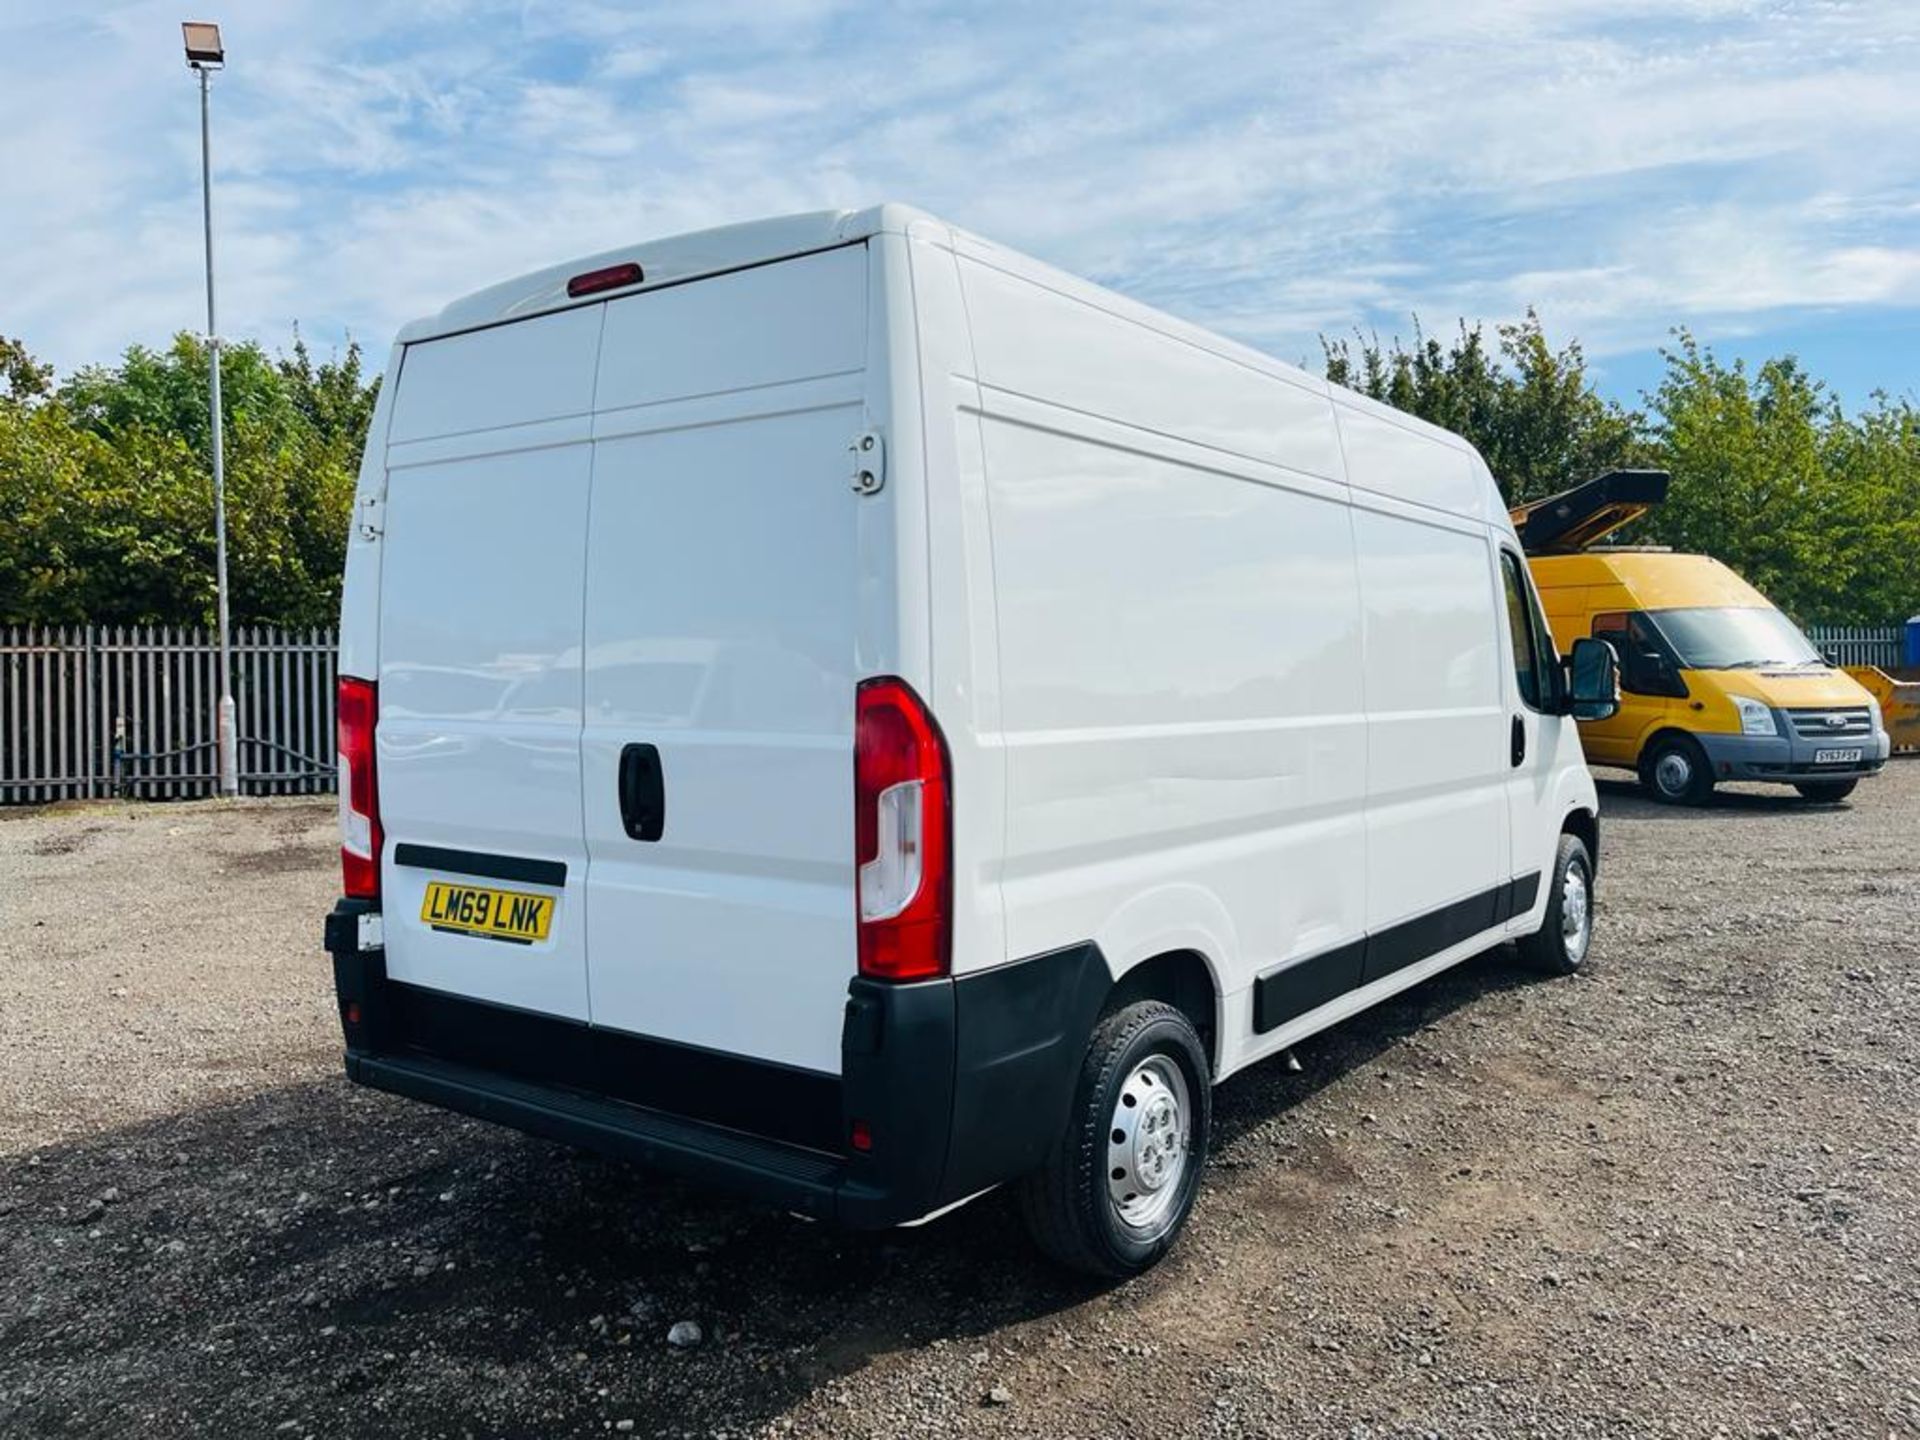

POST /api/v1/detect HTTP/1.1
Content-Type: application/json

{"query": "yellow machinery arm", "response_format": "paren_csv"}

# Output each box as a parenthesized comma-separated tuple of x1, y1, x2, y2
(1510, 470, 1671, 555)
(1846, 666, 1920, 753)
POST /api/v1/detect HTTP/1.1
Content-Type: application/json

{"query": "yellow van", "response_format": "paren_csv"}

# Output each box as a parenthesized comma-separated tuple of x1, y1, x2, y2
(1530, 550, 1891, 804)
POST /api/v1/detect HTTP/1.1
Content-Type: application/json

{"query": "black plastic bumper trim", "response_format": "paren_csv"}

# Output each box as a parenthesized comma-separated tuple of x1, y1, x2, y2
(329, 899, 1121, 1229)
(377, 980, 843, 1153)
(348, 1051, 843, 1219)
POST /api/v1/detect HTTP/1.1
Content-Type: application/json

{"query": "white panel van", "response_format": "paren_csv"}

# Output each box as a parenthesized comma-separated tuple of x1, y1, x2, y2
(324, 206, 1620, 1276)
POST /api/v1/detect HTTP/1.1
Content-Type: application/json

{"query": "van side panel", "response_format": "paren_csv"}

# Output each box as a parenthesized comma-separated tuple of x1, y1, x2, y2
(1334, 402, 1484, 520)
(959, 251, 1345, 482)
(375, 306, 604, 1021)
(958, 256, 1368, 1020)
(578, 247, 869, 1075)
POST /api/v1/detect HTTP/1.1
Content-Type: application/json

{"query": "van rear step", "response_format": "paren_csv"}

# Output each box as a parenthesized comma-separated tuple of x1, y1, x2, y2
(346, 1051, 845, 1216)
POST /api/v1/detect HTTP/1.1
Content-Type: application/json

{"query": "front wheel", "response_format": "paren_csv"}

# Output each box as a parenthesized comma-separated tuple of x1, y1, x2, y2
(1640, 734, 1715, 805)
(1794, 778, 1858, 803)
(1518, 832, 1595, 976)
(1019, 1001, 1211, 1278)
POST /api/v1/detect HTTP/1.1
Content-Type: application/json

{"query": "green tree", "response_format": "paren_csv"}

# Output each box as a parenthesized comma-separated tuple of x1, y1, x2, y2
(1822, 394, 1920, 623)
(0, 330, 376, 626)
(1644, 337, 1920, 626)
(1639, 334, 1844, 619)
(1, 334, 53, 402)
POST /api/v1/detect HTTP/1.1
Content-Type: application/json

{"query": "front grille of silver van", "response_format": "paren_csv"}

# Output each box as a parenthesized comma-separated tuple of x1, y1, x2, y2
(1786, 707, 1873, 738)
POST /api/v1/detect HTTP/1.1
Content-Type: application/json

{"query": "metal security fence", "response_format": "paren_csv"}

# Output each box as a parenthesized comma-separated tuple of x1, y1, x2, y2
(1, 625, 338, 804)
(1806, 624, 1904, 669)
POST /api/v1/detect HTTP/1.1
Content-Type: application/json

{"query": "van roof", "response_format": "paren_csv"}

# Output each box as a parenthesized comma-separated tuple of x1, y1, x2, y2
(1530, 550, 1772, 610)
(395, 201, 1496, 520)
(397, 203, 938, 344)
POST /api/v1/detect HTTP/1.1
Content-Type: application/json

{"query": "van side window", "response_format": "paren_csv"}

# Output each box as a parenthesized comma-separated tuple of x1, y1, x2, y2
(1594, 610, 1682, 697)
(1499, 550, 1545, 709)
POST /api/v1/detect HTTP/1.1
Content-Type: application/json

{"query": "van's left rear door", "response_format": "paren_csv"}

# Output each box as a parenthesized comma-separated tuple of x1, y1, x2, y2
(375, 306, 602, 1021)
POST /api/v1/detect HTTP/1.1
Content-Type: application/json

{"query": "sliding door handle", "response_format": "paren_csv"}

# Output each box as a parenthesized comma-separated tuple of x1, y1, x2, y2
(617, 743, 665, 842)
(1510, 714, 1527, 768)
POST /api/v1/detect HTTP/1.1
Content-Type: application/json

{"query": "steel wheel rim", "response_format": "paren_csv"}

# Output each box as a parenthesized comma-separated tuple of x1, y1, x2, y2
(1654, 749, 1693, 796)
(1106, 1054, 1192, 1237)
(1561, 860, 1592, 964)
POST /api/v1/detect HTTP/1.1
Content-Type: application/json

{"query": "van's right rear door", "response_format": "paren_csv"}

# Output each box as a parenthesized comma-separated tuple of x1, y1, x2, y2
(580, 246, 871, 1077)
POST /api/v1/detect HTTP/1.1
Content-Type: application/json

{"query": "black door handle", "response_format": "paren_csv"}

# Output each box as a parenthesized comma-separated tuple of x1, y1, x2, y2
(618, 743, 665, 841)
(1511, 714, 1527, 768)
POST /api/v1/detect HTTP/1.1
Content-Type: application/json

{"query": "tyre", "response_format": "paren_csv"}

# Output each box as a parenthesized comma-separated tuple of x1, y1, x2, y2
(1518, 832, 1595, 976)
(1639, 734, 1714, 805)
(1019, 1000, 1211, 1279)
(1793, 778, 1858, 803)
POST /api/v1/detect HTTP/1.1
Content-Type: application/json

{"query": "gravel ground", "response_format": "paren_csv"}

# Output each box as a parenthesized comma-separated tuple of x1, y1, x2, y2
(1, 768, 1916, 1439)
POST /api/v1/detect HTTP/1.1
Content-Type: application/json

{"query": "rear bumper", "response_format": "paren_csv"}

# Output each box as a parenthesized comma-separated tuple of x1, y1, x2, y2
(325, 900, 1110, 1228)
(1693, 728, 1890, 782)
(347, 1049, 848, 1215)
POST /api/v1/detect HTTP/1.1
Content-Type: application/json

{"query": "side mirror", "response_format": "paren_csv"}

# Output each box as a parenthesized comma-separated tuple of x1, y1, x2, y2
(1567, 637, 1620, 721)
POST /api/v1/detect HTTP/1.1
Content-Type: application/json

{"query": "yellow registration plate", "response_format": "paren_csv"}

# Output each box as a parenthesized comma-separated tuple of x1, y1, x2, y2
(420, 881, 554, 944)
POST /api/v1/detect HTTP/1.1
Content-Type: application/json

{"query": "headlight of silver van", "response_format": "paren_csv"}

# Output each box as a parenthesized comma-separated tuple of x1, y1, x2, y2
(1733, 695, 1777, 736)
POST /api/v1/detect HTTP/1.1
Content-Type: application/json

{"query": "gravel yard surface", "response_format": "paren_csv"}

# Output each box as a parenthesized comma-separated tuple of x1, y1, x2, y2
(1, 769, 1916, 1438)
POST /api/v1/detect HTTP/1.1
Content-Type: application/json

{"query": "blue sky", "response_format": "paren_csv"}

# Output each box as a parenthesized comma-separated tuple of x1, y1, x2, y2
(4, 0, 1917, 412)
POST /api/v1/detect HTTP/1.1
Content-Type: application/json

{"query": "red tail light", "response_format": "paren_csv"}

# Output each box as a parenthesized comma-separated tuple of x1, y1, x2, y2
(854, 677, 950, 981)
(337, 676, 381, 900)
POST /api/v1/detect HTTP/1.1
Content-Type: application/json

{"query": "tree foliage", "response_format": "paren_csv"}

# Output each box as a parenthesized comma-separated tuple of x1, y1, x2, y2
(1325, 315, 1919, 625)
(0, 331, 376, 626)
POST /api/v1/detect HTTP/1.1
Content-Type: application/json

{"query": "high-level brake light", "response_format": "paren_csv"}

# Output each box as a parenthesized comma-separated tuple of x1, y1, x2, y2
(566, 261, 644, 298)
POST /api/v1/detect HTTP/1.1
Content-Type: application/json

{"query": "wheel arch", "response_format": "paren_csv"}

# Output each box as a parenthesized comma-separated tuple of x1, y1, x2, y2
(1105, 949, 1220, 1072)
(1640, 725, 1705, 768)
(1094, 882, 1235, 1073)
(1561, 805, 1599, 875)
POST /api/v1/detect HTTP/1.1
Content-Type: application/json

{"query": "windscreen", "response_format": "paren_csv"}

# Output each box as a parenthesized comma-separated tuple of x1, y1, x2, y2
(1649, 606, 1822, 669)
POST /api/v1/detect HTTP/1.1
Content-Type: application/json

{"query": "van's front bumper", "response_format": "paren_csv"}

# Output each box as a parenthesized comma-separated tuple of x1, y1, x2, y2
(1693, 727, 1891, 783)
(324, 900, 1109, 1229)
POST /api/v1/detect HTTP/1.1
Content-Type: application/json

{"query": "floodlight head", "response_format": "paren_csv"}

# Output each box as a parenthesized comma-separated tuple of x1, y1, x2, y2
(182, 21, 224, 68)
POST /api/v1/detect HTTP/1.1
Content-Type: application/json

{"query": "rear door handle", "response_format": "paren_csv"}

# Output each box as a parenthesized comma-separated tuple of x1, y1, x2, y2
(1511, 714, 1527, 768)
(617, 743, 665, 842)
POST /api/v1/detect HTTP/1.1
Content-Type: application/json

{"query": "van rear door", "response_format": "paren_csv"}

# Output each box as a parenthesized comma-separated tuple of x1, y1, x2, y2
(376, 306, 601, 1021)
(580, 246, 870, 1075)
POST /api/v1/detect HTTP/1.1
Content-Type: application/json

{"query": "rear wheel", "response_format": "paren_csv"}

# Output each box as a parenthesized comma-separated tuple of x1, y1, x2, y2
(1019, 1001, 1211, 1279)
(1794, 778, 1858, 803)
(1518, 832, 1594, 976)
(1640, 734, 1714, 805)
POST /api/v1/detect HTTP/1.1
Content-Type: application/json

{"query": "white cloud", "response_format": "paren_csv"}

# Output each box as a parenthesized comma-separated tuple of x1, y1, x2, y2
(0, 0, 1914, 387)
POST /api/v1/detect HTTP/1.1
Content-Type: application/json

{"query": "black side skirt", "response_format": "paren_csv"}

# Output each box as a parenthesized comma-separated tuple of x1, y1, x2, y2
(1252, 872, 1541, 1035)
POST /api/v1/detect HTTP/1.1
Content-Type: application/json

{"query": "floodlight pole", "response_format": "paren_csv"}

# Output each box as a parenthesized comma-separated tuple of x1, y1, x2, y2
(194, 56, 238, 797)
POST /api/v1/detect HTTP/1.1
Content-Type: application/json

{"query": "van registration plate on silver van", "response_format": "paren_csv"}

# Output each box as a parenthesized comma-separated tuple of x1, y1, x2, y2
(1813, 747, 1863, 765)
(421, 882, 554, 944)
